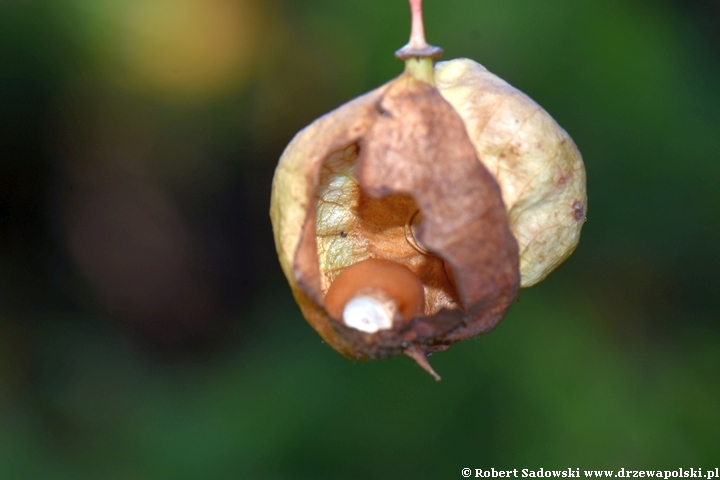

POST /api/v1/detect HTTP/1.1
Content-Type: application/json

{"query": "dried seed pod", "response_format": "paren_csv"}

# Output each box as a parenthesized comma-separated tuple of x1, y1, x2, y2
(270, 0, 586, 378)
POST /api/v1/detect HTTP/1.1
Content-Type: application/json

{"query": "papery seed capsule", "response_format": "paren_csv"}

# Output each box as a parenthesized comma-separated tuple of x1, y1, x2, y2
(270, 0, 586, 379)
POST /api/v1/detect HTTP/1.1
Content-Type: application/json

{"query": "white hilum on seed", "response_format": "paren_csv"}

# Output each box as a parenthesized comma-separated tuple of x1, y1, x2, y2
(342, 296, 394, 333)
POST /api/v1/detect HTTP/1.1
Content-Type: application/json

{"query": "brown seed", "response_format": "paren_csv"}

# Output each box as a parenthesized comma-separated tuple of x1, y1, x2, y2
(324, 258, 425, 328)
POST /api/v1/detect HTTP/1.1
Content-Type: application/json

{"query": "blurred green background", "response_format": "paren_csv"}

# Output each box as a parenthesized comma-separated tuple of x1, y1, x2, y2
(1, 0, 719, 478)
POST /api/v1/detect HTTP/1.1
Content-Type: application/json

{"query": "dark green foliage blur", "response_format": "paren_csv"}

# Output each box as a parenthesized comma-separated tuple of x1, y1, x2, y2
(1, 0, 719, 478)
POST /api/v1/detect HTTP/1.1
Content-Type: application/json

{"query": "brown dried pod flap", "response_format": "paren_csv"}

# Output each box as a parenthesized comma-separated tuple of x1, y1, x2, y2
(356, 75, 518, 315)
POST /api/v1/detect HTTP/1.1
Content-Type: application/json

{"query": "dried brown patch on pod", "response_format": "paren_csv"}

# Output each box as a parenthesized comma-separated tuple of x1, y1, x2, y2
(270, 0, 586, 379)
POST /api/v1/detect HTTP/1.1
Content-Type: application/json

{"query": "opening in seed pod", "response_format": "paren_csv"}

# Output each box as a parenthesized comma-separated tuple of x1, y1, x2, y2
(315, 143, 463, 331)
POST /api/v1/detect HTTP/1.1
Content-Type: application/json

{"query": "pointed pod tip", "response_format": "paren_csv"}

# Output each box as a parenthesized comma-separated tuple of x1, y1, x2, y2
(404, 345, 442, 381)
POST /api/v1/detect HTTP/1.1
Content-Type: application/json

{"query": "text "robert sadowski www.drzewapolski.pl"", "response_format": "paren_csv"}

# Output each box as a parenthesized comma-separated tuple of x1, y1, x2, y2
(464, 469, 719, 479)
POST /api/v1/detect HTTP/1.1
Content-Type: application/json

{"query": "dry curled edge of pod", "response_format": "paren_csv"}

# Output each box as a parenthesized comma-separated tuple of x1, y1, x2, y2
(270, 0, 587, 380)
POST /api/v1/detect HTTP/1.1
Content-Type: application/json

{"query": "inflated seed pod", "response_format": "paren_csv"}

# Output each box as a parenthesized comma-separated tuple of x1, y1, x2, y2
(270, 0, 586, 379)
